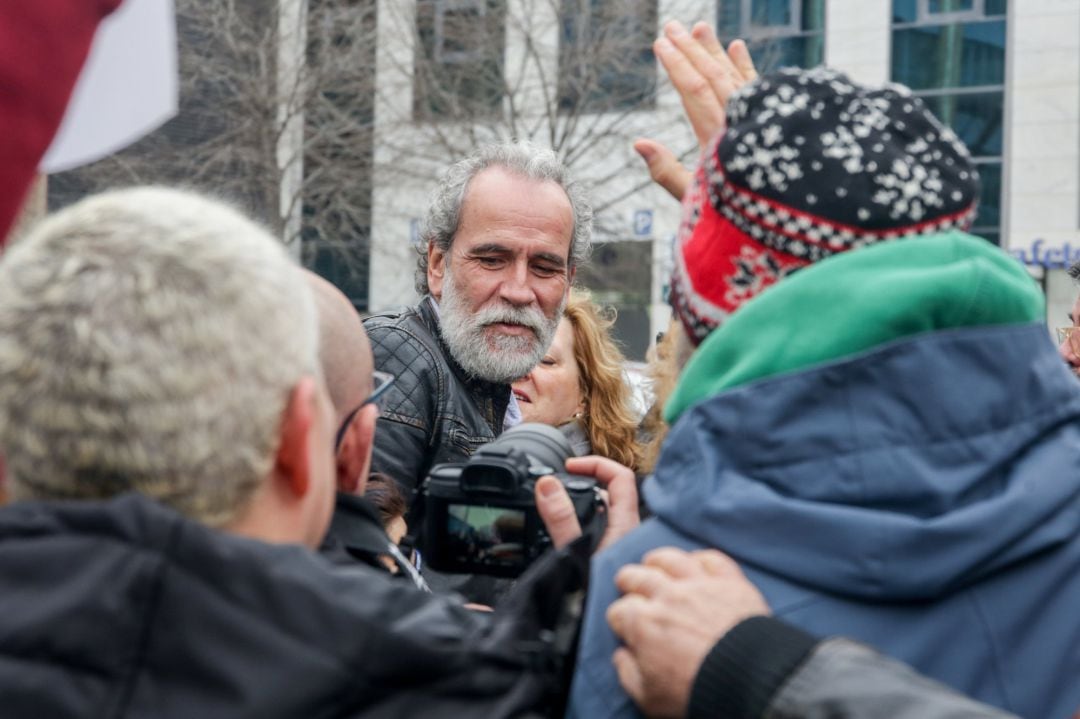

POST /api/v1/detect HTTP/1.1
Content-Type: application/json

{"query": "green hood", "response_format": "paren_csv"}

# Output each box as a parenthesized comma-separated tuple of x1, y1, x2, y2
(665, 231, 1045, 424)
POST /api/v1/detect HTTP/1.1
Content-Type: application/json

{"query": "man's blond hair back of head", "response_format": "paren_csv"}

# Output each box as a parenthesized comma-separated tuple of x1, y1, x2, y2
(0, 187, 318, 526)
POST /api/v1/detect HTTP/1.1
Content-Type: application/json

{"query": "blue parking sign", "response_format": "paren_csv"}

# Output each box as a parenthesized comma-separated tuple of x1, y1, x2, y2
(633, 209, 653, 237)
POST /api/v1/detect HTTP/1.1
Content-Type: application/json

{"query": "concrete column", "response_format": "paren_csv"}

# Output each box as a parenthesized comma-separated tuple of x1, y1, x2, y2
(1004, 0, 1080, 257)
(369, 0, 424, 311)
(277, 0, 308, 259)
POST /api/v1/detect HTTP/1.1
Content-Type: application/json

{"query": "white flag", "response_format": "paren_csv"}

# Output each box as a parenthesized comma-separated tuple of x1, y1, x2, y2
(41, 0, 178, 174)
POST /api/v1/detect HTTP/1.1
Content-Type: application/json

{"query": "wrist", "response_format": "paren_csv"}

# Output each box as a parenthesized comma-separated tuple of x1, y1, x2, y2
(687, 616, 818, 719)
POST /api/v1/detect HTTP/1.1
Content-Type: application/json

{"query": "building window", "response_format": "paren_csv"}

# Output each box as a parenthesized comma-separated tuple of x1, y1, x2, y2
(558, 0, 657, 114)
(577, 240, 654, 360)
(892, 0, 1007, 245)
(717, 0, 825, 73)
(413, 0, 506, 121)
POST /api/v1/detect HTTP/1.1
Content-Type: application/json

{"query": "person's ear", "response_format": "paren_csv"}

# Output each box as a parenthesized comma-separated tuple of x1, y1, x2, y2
(275, 377, 317, 499)
(427, 241, 446, 299)
(335, 404, 377, 495)
(354, 404, 378, 488)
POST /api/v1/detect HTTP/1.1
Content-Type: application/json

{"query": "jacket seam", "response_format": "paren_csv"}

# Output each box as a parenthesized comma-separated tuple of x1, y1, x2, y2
(966, 589, 1014, 713)
(111, 518, 185, 718)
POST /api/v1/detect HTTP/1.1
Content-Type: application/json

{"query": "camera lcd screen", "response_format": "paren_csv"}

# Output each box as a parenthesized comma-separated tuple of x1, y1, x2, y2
(446, 503, 526, 568)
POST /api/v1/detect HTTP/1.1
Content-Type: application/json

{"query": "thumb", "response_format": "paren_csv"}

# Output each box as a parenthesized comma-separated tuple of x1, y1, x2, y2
(634, 138, 692, 201)
(535, 476, 581, 549)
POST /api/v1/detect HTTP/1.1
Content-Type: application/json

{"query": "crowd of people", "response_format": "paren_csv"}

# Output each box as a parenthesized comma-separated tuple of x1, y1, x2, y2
(0, 3, 1078, 718)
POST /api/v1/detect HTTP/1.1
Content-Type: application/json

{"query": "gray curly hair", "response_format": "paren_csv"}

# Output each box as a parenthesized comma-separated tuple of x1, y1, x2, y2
(414, 141, 593, 296)
(0, 187, 318, 527)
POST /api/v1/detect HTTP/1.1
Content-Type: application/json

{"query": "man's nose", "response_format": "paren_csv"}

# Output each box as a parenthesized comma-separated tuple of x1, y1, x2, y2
(499, 263, 535, 306)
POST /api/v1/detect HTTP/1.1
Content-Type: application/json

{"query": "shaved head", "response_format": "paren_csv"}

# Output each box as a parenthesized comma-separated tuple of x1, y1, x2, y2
(303, 271, 373, 424)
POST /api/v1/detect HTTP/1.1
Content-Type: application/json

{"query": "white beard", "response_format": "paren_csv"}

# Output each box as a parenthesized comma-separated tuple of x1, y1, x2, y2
(438, 267, 563, 384)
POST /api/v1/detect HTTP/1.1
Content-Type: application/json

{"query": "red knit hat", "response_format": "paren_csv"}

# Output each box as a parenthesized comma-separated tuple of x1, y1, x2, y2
(670, 67, 980, 346)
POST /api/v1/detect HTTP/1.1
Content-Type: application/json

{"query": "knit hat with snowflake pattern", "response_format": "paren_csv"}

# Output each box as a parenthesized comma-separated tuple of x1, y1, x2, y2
(670, 66, 980, 346)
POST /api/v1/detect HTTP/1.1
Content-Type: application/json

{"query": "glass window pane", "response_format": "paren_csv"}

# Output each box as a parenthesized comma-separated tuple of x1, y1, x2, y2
(891, 20, 1005, 90)
(558, 0, 656, 114)
(304, 241, 370, 312)
(985, 0, 1007, 16)
(751, 0, 792, 27)
(577, 240, 653, 360)
(718, 1, 741, 36)
(892, 0, 917, 23)
(973, 161, 1001, 229)
(929, 0, 974, 13)
(414, 0, 506, 120)
(748, 34, 824, 73)
(439, 5, 482, 59)
(802, 0, 825, 31)
(921, 91, 1003, 156)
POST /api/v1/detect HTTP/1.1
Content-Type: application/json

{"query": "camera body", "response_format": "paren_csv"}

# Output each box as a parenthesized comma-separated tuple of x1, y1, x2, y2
(419, 423, 600, 578)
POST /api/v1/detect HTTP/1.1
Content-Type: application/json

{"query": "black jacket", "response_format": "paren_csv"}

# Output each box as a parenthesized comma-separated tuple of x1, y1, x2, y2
(0, 494, 588, 718)
(364, 297, 510, 496)
(320, 493, 427, 589)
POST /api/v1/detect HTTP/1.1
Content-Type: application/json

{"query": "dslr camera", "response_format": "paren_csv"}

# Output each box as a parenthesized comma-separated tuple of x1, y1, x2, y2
(418, 423, 602, 578)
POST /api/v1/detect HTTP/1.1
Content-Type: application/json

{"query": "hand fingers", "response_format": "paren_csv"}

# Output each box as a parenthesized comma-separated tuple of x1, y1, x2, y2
(690, 22, 739, 78)
(565, 455, 634, 488)
(692, 549, 744, 577)
(634, 138, 692, 200)
(663, 21, 741, 144)
(641, 547, 707, 579)
(727, 39, 759, 82)
(563, 456, 640, 551)
(612, 647, 646, 707)
(534, 475, 581, 549)
(654, 35, 725, 149)
(615, 564, 669, 599)
(607, 594, 649, 645)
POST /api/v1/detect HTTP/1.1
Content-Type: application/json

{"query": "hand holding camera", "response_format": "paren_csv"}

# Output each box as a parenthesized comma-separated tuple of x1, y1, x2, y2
(537, 454, 639, 554)
(419, 423, 639, 577)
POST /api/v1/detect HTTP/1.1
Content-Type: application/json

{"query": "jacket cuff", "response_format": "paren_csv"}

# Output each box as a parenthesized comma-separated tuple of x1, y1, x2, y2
(687, 616, 819, 719)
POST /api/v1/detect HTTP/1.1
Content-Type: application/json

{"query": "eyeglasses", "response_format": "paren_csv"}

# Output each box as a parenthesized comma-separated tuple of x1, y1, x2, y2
(1057, 326, 1080, 356)
(335, 370, 395, 449)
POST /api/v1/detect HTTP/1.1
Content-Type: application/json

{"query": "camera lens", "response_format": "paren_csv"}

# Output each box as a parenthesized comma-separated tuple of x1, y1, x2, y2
(487, 422, 574, 471)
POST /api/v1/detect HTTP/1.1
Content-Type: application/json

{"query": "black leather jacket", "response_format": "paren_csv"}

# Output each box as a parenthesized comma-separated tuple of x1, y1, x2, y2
(364, 296, 511, 496)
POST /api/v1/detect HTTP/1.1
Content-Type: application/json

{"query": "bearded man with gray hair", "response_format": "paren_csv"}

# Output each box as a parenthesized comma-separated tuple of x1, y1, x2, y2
(365, 141, 592, 499)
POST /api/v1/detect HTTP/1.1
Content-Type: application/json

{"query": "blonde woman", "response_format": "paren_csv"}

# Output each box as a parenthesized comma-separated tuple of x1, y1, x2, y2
(512, 290, 641, 470)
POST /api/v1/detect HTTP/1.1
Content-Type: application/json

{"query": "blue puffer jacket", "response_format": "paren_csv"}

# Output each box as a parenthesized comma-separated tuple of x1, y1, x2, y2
(569, 323, 1080, 719)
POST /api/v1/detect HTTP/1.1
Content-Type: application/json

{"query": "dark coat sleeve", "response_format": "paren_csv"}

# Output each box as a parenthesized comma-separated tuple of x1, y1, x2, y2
(689, 617, 1019, 719)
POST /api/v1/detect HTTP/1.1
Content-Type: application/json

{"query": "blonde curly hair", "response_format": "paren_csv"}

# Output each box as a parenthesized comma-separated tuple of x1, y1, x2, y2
(564, 290, 642, 470)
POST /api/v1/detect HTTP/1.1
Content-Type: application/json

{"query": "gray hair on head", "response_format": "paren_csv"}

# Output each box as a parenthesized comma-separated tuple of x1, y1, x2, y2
(414, 141, 593, 296)
(1068, 259, 1080, 282)
(0, 187, 318, 527)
